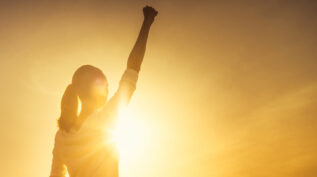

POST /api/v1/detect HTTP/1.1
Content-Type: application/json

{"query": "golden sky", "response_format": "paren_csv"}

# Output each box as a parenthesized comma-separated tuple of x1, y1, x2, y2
(0, 0, 316, 177)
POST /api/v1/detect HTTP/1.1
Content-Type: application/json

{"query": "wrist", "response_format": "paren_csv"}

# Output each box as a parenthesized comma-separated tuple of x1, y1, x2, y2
(143, 18, 154, 26)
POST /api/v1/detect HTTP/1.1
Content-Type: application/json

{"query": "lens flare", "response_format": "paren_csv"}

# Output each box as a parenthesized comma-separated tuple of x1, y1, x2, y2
(110, 107, 146, 157)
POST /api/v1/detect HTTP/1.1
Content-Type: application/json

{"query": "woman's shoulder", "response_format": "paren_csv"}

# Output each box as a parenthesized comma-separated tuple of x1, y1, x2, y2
(54, 127, 79, 141)
(76, 109, 109, 132)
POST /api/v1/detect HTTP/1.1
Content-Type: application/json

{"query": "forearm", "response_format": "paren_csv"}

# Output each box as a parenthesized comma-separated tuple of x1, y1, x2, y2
(127, 20, 152, 72)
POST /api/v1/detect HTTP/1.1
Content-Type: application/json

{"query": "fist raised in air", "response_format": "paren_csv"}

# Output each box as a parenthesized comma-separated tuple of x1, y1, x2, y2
(143, 6, 158, 24)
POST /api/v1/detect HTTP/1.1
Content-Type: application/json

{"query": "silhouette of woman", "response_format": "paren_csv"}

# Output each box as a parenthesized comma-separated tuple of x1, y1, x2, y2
(49, 6, 158, 177)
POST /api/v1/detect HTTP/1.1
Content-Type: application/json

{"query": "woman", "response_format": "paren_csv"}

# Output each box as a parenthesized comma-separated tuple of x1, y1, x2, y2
(49, 6, 158, 177)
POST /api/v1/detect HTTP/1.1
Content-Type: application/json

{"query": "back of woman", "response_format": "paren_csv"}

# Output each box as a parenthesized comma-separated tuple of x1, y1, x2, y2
(53, 110, 119, 177)
(49, 6, 158, 177)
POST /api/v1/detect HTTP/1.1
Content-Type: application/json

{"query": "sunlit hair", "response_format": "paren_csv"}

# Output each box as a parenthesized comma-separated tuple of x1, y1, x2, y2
(57, 65, 107, 132)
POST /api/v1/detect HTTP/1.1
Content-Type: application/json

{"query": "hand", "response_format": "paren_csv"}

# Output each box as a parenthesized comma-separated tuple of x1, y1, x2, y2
(143, 6, 158, 24)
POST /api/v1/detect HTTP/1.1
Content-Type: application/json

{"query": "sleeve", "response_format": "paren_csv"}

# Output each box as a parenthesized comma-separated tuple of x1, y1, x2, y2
(109, 68, 139, 108)
(99, 68, 139, 122)
(49, 139, 67, 177)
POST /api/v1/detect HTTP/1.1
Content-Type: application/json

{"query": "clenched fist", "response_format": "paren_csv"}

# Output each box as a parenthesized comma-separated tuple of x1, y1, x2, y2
(143, 6, 158, 24)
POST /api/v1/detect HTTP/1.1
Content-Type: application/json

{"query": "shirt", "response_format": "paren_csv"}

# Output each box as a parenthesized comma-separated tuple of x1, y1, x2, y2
(49, 68, 139, 177)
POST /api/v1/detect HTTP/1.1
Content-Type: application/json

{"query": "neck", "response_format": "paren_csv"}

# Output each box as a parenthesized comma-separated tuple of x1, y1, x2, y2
(80, 103, 97, 117)
(73, 103, 96, 131)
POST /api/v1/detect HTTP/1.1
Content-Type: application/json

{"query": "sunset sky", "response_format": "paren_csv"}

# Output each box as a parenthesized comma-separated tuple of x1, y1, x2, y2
(0, 0, 316, 177)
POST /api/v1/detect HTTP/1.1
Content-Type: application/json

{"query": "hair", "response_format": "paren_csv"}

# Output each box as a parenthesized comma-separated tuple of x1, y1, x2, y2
(57, 65, 107, 132)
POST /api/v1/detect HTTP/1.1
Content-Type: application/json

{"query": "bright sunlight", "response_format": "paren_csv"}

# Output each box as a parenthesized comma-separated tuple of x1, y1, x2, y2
(111, 107, 147, 158)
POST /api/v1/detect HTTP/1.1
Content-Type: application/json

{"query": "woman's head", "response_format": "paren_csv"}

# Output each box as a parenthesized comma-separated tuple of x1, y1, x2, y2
(58, 65, 108, 132)
(72, 65, 108, 107)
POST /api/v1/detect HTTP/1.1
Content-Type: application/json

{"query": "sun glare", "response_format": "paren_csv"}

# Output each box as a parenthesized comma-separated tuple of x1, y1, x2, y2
(111, 107, 146, 157)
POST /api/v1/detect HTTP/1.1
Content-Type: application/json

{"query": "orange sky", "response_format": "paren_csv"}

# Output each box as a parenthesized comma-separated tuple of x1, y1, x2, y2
(0, 1, 316, 177)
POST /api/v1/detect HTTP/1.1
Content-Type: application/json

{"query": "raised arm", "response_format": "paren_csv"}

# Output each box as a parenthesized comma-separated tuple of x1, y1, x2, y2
(107, 6, 158, 109)
(127, 6, 158, 72)
(99, 6, 158, 125)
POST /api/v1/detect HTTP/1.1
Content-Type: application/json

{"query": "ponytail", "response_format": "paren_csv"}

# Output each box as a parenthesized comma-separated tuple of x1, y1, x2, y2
(57, 84, 78, 132)
(57, 64, 107, 132)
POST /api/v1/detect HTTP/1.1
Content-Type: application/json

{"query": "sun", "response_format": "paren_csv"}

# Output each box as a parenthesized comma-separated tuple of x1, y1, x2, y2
(104, 106, 149, 176)
(110, 107, 146, 157)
